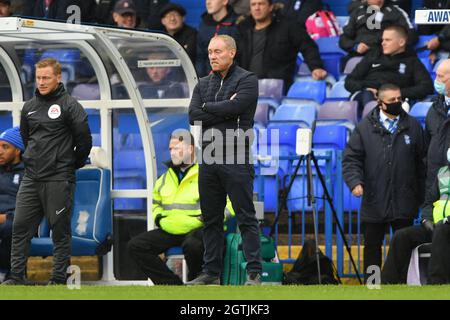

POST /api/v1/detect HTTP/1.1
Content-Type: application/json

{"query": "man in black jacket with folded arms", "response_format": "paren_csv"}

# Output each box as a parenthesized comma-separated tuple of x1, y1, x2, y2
(3, 58, 92, 286)
(345, 25, 433, 119)
(187, 35, 262, 285)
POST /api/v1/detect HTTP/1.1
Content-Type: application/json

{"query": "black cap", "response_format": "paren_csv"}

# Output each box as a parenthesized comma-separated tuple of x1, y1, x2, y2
(159, 3, 186, 19)
(114, 0, 136, 15)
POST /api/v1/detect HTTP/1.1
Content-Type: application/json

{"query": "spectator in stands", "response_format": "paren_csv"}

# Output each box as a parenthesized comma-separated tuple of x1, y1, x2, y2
(344, 25, 433, 119)
(229, 0, 250, 16)
(141, 51, 186, 99)
(343, 83, 426, 283)
(2, 58, 92, 286)
(339, 0, 417, 64)
(0, 127, 24, 283)
(160, 3, 197, 64)
(348, 0, 412, 16)
(21, 0, 82, 21)
(382, 150, 450, 284)
(237, 0, 327, 94)
(0, 0, 11, 17)
(281, 0, 323, 27)
(187, 35, 262, 285)
(424, 60, 450, 209)
(112, 0, 139, 29)
(423, 25, 450, 64)
(127, 130, 205, 285)
(196, 0, 239, 77)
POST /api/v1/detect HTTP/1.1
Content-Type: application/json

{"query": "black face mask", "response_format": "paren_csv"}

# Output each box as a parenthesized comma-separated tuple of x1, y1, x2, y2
(381, 101, 403, 116)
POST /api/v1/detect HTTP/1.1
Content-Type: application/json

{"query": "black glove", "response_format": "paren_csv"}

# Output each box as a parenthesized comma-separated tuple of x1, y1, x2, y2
(155, 214, 163, 228)
(421, 219, 435, 233)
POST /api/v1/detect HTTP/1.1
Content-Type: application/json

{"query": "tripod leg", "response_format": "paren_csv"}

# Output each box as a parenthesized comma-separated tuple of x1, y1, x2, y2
(311, 152, 363, 285)
(306, 153, 322, 284)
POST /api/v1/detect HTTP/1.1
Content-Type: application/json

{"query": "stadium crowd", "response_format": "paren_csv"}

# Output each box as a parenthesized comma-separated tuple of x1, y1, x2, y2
(2, 0, 450, 285)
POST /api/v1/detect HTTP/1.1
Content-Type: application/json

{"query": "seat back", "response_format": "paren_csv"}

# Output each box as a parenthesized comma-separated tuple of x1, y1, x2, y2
(270, 104, 316, 128)
(318, 101, 358, 125)
(410, 102, 432, 119)
(313, 125, 348, 151)
(254, 103, 270, 126)
(71, 168, 112, 244)
(362, 101, 378, 118)
(287, 81, 327, 104)
(343, 56, 363, 75)
(258, 79, 284, 99)
(327, 81, 350, 99)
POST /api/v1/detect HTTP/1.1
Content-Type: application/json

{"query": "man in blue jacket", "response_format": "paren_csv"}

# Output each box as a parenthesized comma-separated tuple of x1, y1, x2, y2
(0, 127, 24, 282)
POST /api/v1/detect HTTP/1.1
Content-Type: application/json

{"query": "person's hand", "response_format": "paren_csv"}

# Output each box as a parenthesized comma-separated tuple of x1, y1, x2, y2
(352, 185, 363, 197)
(356, 42, 370, 54)
(367, 88, 378, 96)
(427, 37, 440, 51)
(429, 52, 437, 65)
(0, 214, 6, 225)
(421, 219, 435, 233)
(312, 68, 327, 80)
(230, 93, 237, 100)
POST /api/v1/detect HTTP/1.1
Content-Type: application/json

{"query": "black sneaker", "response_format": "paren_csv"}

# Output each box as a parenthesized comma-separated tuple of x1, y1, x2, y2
(185, 273, 220, 285)
(245, 272, 262, 286)
(47, 279, 66, 286)
(1, 277, 26, 286)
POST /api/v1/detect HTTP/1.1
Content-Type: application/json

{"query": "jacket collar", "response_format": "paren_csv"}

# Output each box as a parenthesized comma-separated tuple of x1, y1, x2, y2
(368, 106, 410, 133)
(35, 82, 66, 101)
(0, 161, 24, 173)
(432, 94, 448, 117)
(213, 62, 237, 80)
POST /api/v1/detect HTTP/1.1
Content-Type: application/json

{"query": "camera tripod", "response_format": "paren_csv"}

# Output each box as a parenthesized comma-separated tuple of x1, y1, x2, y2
(270, 150, 363, 285)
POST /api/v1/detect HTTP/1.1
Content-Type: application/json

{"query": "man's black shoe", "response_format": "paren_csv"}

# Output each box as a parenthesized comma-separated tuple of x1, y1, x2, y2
(1, 277, 26, 286)
(185, 273, 220, 285)
(245, 272, 262, 285)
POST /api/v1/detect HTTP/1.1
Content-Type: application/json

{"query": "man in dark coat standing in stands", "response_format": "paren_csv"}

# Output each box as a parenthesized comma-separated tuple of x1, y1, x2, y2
(343, 83, 426, 283)
(236, 0, 327, 94)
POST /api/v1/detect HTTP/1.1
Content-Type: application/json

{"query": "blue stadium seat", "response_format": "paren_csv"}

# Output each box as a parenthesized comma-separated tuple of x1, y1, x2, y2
(30, 168, 112, 256)
(317, 101, 358, 130)
(171, 0, 205, 28)
(287, 81, 327, 104)
(270, 104, 316, 128)
(410, 101, 432, 127)
(0, 112, 12, 133)
(327, 81, 351, 100)
(315, 37, 346, 80)
(258, 78, 284, 99)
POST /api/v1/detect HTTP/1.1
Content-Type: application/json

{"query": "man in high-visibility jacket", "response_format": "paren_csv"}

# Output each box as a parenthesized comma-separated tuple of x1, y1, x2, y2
(382, 148, 450, 284)
(128, 129, 233, 285)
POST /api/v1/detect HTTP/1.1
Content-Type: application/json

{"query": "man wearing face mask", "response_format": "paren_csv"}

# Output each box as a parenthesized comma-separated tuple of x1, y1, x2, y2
(343, 83, 426, 282)
(127, 130, 204, 285)
(425, 60, 450, 205)
(382, 147, 450, 284)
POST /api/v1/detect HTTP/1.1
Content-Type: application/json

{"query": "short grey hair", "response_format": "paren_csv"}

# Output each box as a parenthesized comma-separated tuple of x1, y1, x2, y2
(211, 34, 237, 51)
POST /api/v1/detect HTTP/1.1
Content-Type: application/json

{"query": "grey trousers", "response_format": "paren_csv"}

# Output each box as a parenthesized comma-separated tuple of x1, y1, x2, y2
(10, 179, 75, 282)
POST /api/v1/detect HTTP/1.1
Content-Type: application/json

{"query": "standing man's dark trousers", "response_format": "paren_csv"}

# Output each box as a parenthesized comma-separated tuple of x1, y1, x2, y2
(10, 180, 74, 282)
(363, 219, 413, 282)
(199, 163, 262, 277)
(128, 228, 204, 285)
(428, 222, 450, 284)
(0, 219, 13, 273)
(382, 225, 431, 284)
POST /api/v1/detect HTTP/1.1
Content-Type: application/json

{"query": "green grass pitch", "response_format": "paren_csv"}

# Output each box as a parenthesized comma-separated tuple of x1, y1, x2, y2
(1, 285, 450, 300)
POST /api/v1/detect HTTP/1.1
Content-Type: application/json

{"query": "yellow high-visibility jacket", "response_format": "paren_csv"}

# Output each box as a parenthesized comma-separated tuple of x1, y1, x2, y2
(153, 163, 235, 235)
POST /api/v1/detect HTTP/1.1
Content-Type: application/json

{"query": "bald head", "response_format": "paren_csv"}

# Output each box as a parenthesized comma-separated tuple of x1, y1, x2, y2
(435, 59, 450, 96)
(437, 59, 450, 75)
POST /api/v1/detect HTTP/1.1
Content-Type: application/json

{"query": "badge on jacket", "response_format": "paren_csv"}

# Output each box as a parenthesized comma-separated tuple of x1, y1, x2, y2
(399, 63, 406, 74)
(48, 104, 61, 119)
(404, 134, 411, 145)
(13, 174, 20, 185)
